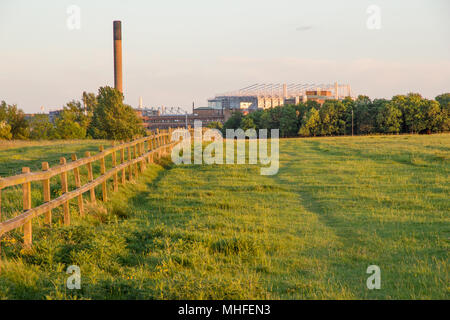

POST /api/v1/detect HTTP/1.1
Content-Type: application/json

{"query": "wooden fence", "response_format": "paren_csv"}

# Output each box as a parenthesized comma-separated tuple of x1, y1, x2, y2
(0, 128, 181, 256)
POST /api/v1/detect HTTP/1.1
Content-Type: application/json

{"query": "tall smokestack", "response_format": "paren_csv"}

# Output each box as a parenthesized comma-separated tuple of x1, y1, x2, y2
(113, 21, 123, 93)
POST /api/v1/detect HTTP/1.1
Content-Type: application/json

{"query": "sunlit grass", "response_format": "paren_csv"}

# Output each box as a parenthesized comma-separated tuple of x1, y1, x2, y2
(0, 134, 448, 299)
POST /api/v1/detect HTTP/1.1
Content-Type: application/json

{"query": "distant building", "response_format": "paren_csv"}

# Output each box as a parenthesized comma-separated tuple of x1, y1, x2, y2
(135, 83, 354, 129)
(134, 108, 161, 129)
(135, 106, 224, 130)
(24, 113, 37, 121)
(49, 110, 63, 123)
(304, 90, 334, 105)
(207, 82, 353, 112)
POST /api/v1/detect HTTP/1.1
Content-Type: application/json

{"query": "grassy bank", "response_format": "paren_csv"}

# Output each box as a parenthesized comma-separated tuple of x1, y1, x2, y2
(0, 134, 448, 299)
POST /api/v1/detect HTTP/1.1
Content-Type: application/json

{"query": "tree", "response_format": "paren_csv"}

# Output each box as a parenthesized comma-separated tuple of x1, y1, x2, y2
(0, 101, 7, 122)
(298, 108, 320, 137)
(318, 100, 347, 136)
(397, 93, 425, 134)
(293, 102, 309, 130)
(435, 93, 450, 131)
(376, 102, 402, 134)
(422, 99, 443, 133)
(48, 101, 90, 139)
(1, 101, 28, 139)
(0, 101, 10, 139)
(223, 111, 243, 131)
(2, 102, 29, 139)
(268, 106, 283, 130)
(29, 114, 55, 140)
(241, 117, 256, 131)
(63, 100, 91, 131)
(54, 117, 86, 139)
(305, 100, 320, 110)
(247, 109, 264, 130)
(207, 121, 223, 130)
(0, 121, 12, 140)
(259, 111, 272, 130)
(342, 97, 355, 135)
(279, 105, 298, 137)
(89, 86, 144, 140)
(435, 93, 450, 113)
(353, 95, 377, 134)
(82, 91, 98, 113)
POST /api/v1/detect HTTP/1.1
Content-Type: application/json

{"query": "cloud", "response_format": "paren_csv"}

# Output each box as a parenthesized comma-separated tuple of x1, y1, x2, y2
(296, 25, 313, 32)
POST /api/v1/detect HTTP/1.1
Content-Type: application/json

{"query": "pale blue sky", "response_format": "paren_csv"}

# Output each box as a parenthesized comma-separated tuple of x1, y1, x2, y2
(1, 0, 449, 113)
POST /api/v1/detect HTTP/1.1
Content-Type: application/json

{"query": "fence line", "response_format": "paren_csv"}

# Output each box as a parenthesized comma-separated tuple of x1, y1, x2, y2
(0, 128, 183, 261)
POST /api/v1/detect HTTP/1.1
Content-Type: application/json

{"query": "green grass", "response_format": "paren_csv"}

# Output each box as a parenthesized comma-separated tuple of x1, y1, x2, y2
(0, 134, 448, 299)
(0, 140, 113, 223)
(0, 139, 111, 176)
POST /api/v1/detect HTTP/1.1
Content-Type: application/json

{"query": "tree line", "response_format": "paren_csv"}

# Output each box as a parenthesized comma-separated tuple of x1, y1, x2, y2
(217, 93, 450, 137)
(0, 86, 144, 141)
(2, 90, 449, 141)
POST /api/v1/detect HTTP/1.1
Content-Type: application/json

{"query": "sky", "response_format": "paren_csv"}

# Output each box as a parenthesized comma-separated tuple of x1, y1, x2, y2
(0, 0, 449, 113)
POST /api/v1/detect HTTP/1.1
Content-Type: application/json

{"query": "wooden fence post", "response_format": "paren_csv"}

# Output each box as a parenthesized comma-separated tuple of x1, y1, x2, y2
(142, 140, 147, 164)
(165, 132, 168, 155)
(133, 143, 138, 177)
(138, 142, 142, 170)
(156, 129, 160, 158)
(161, 131, 165, 156)
(85, 151, 96, 203)
(159, 133, 163, 158)
(112, 142, 118, 192)
(165, 131, 169, 154)
(160, 132, 164, 157)
(99, 146, 107, 202)
(60, 158, 70, 226)
(120, 142, 126, 184)
(139, 142, 145, 172)
(168, 128, 172, 154)
(161, 132, 164, 155)
(22, 167, 32, 248)
(154, 135, 157, 162)
(127, 144, 133, 181)
(159, 132, 162, 157)
(147, 137, 153, 163)
(136, 142, 141, 172)
(42, 162, 52, 225)
(71, 154, 84, 217)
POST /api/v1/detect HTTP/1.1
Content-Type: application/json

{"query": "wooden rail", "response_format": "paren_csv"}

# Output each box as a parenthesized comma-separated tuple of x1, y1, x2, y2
(0, 129, 181, 256)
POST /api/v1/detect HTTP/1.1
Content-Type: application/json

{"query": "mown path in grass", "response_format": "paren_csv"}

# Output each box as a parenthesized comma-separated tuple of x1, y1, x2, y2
(0, 134, 448, 299)
(274, 134, 449, 299)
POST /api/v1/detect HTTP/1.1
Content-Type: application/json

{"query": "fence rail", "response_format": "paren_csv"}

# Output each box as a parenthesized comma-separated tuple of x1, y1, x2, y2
(0, 128, 180, 254)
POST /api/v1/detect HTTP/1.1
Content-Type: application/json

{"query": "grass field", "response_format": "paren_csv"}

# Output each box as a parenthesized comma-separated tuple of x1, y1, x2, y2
(0, 134, 448, 299)
(0, 140, 111, 176)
